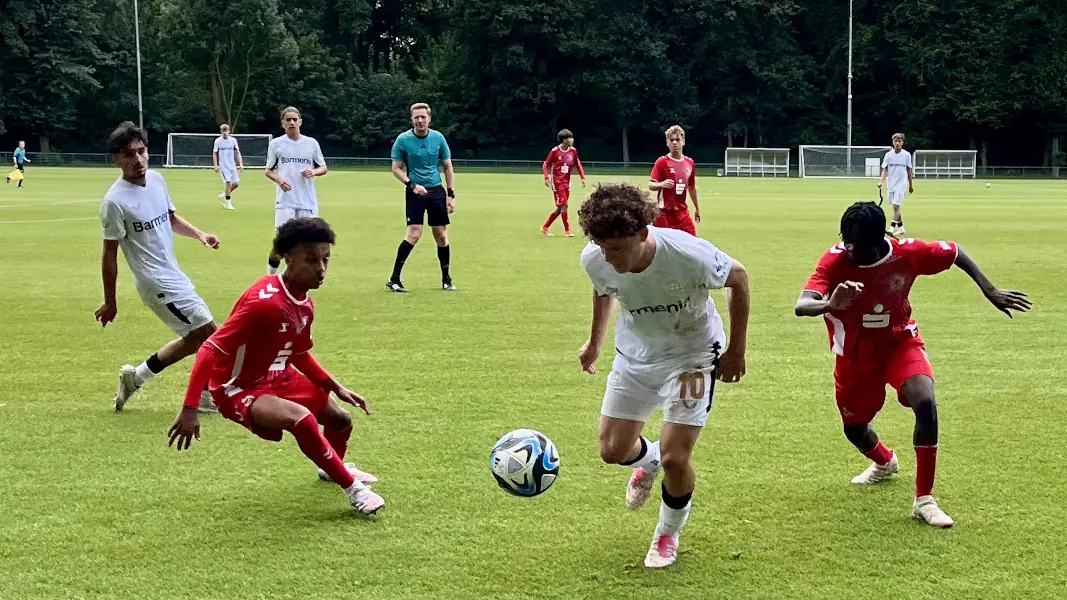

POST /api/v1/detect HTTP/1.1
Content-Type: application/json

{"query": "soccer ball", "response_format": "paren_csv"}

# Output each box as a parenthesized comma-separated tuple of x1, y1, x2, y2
(986, 183, 991, 188)
(490, 429, 560, 497)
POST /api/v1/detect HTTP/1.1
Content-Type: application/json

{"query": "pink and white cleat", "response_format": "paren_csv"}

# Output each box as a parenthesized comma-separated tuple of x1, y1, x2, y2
(644, 529, 680, 568)
(320, 462, 379, 485)
(541, 227, 554, 237)
(345, 484, 385, 516)
(913, 495, 954, 528)
(626, 467, 659, 509)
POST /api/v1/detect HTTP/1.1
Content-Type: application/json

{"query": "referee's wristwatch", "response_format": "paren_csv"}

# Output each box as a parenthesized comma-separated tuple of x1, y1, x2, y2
(404, 179, 415, 191)
(447, 188, 455, 199)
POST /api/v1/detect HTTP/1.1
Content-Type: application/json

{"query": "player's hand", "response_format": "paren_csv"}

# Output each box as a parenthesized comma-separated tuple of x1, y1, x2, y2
(277, 177, 292, 192)
(717, 347, 746, 383)
(199, 233, 220, 249)
(446, 198, 455, 214)
(301, 169, 315, 179)
(581, 179, 587, 187)
(413, 184, 429, 196)
(694, 210, 701, 224)
(238, 165, 244, 172)
(335, 387, 372, 416)
(660, 180, 675, 190)
(167, 406, 201, 451)
(578, 340, 601, 375)
(909, 184, 914, 194)
(544, 178, 553, 189)
(95, 302, 117, 327)
(213, 165, 220, 173)
(983, 287, 1032, 318)
(828, 281, 864, 312)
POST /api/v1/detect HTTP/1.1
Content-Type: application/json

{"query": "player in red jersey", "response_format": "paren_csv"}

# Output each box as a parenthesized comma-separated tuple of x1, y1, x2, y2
(795, 202, 1030, 528)
(541, 129, 586, 237)
(648, 125, 700, 236)
(167, 217, 385, 516)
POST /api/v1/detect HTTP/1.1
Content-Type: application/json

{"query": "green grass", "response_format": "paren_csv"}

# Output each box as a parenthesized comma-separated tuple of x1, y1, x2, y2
(1, 168, 1066, 600)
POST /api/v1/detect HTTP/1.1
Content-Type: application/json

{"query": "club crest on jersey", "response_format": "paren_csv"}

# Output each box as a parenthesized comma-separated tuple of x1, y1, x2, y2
(666, 280, 689, 295)
(889, 275, 907, 291)
(296, 315, 309, 334)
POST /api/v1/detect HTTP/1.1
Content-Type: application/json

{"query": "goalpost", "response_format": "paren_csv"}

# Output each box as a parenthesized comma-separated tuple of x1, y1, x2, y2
(912, 150, 977, 178)
(164, 133, 273, 168)
(798, 145, 892, 178)
(724, 147, 790, 177)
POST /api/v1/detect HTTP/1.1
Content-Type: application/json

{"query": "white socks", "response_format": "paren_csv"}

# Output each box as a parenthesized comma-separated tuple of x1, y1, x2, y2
(134, 362, 156, 384)
(627, 438, 661, 472)
(659, 500, 691, 537)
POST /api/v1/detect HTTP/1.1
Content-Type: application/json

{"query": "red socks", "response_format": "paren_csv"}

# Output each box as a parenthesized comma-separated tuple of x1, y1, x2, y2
(290, 414, 355, 488)
(864, 441, 894, 466)
(915, 445, 938, 498)
(560, 211, 570, 232)
(324, 425, 352, 461)
(543, 213, 558, 229)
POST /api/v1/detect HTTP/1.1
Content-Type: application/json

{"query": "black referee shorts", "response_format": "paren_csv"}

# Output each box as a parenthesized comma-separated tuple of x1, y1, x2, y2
(405, 185, 449, 227)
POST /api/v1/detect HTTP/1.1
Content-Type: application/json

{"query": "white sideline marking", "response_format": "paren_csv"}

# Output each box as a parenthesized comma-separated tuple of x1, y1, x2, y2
(0, 216, 97, 225)
(0, 199, 99, 209)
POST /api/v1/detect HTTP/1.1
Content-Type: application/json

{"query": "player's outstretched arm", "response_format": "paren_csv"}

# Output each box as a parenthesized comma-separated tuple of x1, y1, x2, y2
(170, 213, 220, 249)
(579, 290, 616, 374)
(291, 352, 371, 415)
(719, 260, 750, 383)
(169, 346, 217, 450)
(954, 246, 1032, 318)
(795, 282, 864, 317)
(95, 240, 120, 327)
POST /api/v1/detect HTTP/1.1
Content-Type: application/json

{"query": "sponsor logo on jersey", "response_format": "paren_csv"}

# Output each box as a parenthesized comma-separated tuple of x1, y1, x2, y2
(132, 209, 170, 232)
(628, 296, 690, 316)
(279, 156, 315, 165)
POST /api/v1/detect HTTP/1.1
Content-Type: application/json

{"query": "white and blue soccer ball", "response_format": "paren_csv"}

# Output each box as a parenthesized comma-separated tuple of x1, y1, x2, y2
(490, 429, 559, 497)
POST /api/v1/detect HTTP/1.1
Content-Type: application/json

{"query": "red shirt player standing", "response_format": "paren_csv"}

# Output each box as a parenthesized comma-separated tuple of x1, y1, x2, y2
(795, 202, 1030, 528)
(168, 217, 386, 516)
(649, 125, 701, 236)
(541, 128, 586, 237)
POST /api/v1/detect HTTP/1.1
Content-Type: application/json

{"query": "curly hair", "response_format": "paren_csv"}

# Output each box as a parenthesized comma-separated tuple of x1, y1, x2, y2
(840, 201, 887, 247)
(578, 183, 659, 240)
(106, 121, 148, 155)
(273, 217, 336, 256)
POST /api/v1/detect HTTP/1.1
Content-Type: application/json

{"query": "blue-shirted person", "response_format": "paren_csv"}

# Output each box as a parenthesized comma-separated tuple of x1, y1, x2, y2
(387, 102, 457, 293)
(8, 141, 29, 188)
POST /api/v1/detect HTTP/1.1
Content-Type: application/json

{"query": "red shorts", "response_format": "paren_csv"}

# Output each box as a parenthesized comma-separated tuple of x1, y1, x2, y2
(553, 185, 571, 206)
(653, 209, 696, 236)
(833, 334, 935, 425)
(210, 369, 330, 442)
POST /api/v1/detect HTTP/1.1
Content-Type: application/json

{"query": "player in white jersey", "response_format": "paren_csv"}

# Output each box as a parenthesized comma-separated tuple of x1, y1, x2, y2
(264, 106, 327, 274)
(95, 121, 221, 413)
(576, 183, 751, 569)
(212, 123, 244, 210)
(878, 132, 914, 237)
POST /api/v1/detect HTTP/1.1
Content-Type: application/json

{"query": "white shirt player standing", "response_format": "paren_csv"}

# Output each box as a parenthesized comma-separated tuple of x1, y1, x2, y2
(264, 106, 327, 274)
(212, 123, 244, 210)
(95, 121, 221, 413)
(576, 183, 751, 569)
(878, 132, 914, 237)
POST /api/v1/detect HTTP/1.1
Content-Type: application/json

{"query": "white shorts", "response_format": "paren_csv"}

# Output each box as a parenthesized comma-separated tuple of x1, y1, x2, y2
(601, 351, 720, 427)
(275, 208, 318, 229)
(144, 293, 214, 338)
(220, 167, 239, 183)
(888, 190, 906, 206)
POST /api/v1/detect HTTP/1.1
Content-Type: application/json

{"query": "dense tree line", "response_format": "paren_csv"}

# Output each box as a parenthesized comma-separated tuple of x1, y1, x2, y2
(0, 0, 1064, 165)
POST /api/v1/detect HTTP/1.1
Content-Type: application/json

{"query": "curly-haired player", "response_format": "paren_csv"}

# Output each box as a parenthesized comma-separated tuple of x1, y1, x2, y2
(796, 202, 1031, 528)
(168, 217, 385, 516)
(576, 183, 751, 568)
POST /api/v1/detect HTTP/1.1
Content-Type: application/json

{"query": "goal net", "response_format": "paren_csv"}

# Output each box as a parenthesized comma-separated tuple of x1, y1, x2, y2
(164, 133, 273, 168)
(724, 147, 790, 177)
(798, 145, 892, 178)
(913, 150, 977, 178)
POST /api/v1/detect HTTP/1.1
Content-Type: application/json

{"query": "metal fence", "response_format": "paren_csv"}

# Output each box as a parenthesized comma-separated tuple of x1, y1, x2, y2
(3, 151, 1066, 179)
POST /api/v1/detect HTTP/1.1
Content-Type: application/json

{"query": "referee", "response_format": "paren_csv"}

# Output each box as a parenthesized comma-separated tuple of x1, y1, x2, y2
(8, 141, 28, 188)
(387, 102, 456, 293)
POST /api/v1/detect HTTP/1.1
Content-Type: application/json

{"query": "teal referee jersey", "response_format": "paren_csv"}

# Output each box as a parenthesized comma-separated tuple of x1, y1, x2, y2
(391, 129, 451, 188)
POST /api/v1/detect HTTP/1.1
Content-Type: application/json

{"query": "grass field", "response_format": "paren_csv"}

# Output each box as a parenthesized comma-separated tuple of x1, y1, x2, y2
(1, 167, 1065, 600)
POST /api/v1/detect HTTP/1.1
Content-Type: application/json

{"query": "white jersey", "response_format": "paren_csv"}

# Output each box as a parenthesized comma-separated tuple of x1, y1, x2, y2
(266, 135, 325, 211)
(581, 227, 732, 363)
(213, 136, 240, 169)
(881, 149, 913, 193)
(100, 170, 195, 304)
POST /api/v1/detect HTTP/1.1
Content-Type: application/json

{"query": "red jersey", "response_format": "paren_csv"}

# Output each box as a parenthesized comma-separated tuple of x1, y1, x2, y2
(650, 155, 695, 212)
(803, 237, 958, 360)
(542, 146, 585, 187)
(185, 275, 317, 406)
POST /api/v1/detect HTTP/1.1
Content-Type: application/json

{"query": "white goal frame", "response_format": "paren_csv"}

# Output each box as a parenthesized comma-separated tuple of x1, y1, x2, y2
(912, 150, 977, 179)
(164, 133, 273, 168)
(798, 145, 892, 179)
(724, 147, 790, 177)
